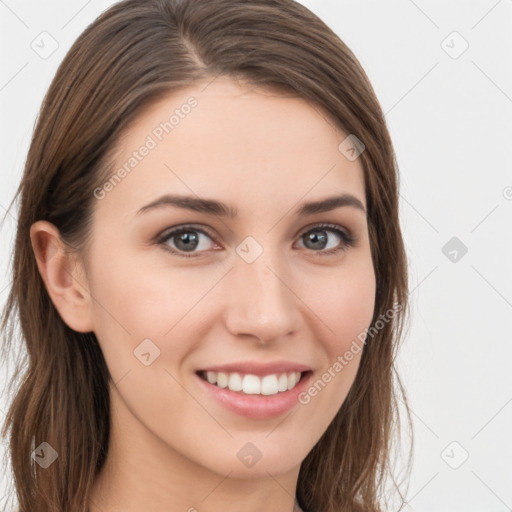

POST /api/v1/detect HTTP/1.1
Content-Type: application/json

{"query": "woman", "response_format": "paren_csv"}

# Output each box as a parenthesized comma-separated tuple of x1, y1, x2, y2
(0, 1, 412, 511)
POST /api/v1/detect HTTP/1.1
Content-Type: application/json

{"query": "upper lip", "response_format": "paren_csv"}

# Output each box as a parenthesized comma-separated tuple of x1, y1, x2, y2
(198, 360, 312, 377)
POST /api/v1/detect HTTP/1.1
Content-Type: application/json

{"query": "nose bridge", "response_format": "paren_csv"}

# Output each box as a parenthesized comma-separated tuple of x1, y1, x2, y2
(224, 240, 300, 342)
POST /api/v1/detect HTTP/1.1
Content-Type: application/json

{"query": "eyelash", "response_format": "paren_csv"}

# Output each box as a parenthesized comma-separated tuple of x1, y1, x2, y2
(156, 223, 356, 259)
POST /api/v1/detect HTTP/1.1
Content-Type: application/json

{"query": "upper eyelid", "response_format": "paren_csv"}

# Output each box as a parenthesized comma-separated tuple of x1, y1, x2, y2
(157, 224, 217, 242)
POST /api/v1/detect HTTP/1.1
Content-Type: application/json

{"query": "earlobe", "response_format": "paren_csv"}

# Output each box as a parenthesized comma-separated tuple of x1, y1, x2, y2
(29, 220, 95, 333)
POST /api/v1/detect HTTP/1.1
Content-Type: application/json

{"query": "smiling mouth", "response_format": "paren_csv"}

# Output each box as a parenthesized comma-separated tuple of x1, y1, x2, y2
(196, 370, 310, 396)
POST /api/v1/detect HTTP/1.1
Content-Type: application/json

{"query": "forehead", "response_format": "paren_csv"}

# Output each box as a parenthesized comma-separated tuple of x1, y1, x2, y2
(95, 76, 366, 220)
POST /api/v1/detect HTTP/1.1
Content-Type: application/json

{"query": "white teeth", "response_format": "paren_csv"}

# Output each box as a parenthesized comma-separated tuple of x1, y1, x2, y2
(217, 372, 228, 388)
(278, 373, 288, 392)
(261, 375, 278, 395)
(287, 372, 297, 389)
(228, 372, 243, 391)
(200, 370, 303, 396)
(243, 374, 260, 394)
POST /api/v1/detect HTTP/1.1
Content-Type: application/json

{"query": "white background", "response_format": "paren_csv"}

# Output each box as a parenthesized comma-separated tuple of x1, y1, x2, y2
(1, 1, 511, 511)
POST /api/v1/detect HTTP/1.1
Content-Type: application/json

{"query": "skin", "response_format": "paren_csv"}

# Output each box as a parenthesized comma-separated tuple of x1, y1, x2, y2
(30, 76, 376, 512)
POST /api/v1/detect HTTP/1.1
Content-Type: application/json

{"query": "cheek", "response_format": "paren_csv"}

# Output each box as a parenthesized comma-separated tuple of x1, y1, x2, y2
(86, 248, 212, 373)
(306, 257, 376, 357)
(334, 272, 375, 347)
(89, 248, 205, 331)
(292, 259, 375, 437)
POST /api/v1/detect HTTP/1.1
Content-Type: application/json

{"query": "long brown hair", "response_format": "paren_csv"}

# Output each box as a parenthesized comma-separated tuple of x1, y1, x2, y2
(0, 1, 412, 511)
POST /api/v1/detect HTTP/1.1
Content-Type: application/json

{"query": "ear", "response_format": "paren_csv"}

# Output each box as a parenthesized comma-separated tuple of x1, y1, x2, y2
(30, 220, 95, 333)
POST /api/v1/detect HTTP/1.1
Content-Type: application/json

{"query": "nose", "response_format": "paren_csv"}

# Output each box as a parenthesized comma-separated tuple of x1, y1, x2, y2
(223, 247, 302, 345)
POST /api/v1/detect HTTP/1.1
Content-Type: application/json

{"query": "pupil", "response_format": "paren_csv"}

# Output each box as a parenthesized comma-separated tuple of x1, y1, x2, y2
(176, 232, 198, 251)
(305, 231, 327, 250)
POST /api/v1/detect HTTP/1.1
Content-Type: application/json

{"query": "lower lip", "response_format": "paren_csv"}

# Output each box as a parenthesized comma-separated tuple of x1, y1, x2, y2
(195, 371, 313, 419)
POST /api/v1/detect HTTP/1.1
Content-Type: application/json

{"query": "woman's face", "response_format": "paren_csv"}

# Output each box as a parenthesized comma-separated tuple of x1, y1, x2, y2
(79, 76, 375, 479)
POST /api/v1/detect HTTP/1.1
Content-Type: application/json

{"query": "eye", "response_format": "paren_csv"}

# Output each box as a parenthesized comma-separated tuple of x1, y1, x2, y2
(295, 223, 356, 256)
(157, 225, 219, 258)
(156, 223, 356, 258)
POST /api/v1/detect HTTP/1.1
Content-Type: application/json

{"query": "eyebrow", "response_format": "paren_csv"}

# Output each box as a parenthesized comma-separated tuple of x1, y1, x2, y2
(136, 193, 366, 218)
